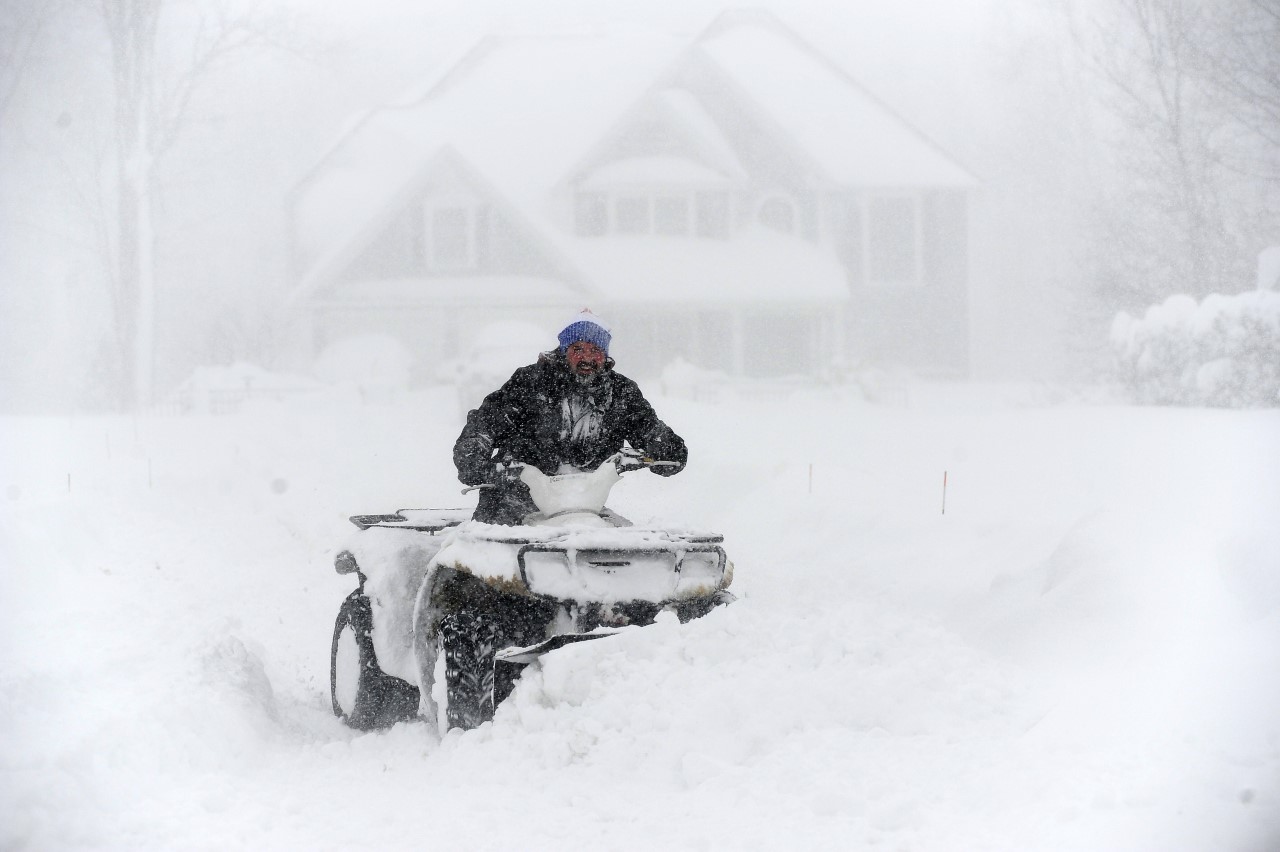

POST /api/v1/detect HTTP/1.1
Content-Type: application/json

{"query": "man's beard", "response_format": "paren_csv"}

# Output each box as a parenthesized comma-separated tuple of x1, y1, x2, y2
(572, 364, 602, 384)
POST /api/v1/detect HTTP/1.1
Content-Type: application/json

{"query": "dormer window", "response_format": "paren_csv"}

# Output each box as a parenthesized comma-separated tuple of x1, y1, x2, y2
(574, 156, 734, 239)
(425, 200, 489, 271)
(654, 197, 690, 236)
(615, 196, 651, 235)
(575, 194, 608, 237)
(575, 191, 726, 238)
(758, 196, 796, 234)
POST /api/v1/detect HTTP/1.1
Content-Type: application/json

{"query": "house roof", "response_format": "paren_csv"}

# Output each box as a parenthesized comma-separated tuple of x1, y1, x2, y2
(292, 11, 975, 301)
(570, 229, 850, 305)
(317, 230, 849, 309)
(293, 30, 684, 287)
(698, 23, 978, 187)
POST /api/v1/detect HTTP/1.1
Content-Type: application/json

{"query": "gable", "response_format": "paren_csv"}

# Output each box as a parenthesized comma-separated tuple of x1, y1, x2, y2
(694, 21, 976, 188)
(292, 31, 687, 297)
(298, 147, 587, 301)
(291, 11, 977, 308)
(568, 86, 748, 189)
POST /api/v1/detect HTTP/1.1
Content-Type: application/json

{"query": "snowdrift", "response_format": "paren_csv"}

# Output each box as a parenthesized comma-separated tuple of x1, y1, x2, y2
(2, 386, 1278, 850)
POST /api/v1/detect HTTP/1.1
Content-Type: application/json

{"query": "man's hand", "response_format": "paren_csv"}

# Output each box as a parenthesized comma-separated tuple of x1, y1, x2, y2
(616, 448, 683, 475)
(490, 456, 525, 488)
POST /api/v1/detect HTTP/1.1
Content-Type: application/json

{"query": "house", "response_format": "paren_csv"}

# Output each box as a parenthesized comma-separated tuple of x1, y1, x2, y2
(288, 9, 977, 385)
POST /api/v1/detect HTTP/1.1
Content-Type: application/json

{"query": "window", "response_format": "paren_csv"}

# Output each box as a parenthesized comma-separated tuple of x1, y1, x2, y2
(425, 202, 489, 271)
(431, 207, 470, 268)
(615, 197, 650, 235)
(573, 189, 731, 239)
(865, 196, 919, 285)
(696, 192, 729, 239)
(575, 193, 608, 237)
(653, 196, 689, 236)
(758, 196, 796, 234)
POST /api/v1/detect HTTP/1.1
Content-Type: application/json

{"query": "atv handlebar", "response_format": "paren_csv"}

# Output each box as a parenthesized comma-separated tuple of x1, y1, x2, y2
(461, 451, 674, 494)
(614, 448, 682, 472)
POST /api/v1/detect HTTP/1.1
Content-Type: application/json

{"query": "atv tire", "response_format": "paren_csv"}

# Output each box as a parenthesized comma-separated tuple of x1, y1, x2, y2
(438, 611, 500, 731)
(331, 590, 420, 730)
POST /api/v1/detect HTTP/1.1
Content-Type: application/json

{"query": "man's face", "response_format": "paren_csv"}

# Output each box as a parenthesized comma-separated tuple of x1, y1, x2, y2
(565, 341, 605, 377)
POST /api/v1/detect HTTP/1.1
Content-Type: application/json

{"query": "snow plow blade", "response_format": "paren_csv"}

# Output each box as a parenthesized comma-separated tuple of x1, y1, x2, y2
(495, 631, 619, 665)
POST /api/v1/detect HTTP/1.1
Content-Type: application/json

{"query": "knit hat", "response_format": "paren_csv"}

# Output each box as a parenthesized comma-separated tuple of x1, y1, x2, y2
(557, 309, 611, 355)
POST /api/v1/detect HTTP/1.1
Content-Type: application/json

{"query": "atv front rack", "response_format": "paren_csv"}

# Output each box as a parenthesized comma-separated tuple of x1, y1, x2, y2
(516, 540, 727, 602)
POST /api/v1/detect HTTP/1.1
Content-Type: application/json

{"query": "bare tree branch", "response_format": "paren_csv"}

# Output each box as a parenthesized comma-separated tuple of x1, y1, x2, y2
(0, 1, 60, 118)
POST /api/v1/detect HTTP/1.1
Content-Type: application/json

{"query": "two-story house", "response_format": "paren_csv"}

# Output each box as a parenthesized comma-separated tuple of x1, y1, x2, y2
(288, 9, 976, 383)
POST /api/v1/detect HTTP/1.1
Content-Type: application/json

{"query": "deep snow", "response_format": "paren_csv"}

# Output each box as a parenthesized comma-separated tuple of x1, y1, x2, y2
(2, 383, 1278, 850)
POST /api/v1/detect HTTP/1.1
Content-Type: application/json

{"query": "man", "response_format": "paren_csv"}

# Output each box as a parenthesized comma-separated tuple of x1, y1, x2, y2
(454, 309, 687, 525)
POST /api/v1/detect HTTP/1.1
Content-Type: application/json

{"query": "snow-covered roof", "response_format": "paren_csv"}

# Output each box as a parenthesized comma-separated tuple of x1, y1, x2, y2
(169, 362, 324, 395)
(313, 274, 585, 308)
(697, 23, 977, 188)
(579, 156, 736, 189)
(570, 229, 849, 305)
(652, 87, 748, 181)
(292, 12, 974, 300)
(294, 31, 685, 288)
(315, 236, 847, 310)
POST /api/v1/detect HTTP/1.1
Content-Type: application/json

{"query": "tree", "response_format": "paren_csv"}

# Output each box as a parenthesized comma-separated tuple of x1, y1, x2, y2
(95, 0, 303, 410)
(1189, 0, 1280, 183)
(0, 2, 56, 120)
(1066, 0, 1244, 302)
(1038, 0, 1280, 392)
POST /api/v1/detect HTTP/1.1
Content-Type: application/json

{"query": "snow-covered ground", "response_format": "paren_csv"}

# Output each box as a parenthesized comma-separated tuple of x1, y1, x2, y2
(2, 383, 1278, 850)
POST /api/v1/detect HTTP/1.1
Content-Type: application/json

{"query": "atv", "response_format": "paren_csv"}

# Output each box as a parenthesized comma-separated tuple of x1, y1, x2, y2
(329, 451, 735, 734)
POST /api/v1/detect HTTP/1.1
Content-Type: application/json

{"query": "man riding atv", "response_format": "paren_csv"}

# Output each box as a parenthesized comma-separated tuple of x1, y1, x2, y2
(329, 310, 730, 733)
(454, 309, 688, 525)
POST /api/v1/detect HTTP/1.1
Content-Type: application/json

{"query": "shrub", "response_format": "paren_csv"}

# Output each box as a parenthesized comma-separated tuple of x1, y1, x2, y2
(1111, 291, 1280, 407)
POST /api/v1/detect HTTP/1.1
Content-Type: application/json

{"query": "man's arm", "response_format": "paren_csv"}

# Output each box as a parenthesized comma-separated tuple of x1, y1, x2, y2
(619, 381, 687, 476)
(453, 371, 528, 485)
(454, 408, 498, 486)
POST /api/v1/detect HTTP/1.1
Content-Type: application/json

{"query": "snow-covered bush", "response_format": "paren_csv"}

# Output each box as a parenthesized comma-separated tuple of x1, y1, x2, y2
(165, 363, 325, 414)
(659, 357, 732, 401)
(1111, 291, 1280, 407)
(313, 334, 413, 402)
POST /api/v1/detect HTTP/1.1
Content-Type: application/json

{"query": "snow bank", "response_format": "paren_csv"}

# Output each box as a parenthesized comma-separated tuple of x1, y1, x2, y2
(2, 386, 1278, 850)
(313, 333, 414, 400)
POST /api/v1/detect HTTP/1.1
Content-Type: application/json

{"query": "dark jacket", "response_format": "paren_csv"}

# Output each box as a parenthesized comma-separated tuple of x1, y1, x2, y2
(454, 351, 687, 524)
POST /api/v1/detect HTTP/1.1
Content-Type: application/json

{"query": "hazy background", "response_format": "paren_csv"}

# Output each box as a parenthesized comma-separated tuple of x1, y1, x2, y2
(2, 0, 1276, 413)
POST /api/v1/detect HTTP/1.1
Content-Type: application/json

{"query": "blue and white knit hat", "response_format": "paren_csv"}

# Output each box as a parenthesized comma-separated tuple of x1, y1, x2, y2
(557, 309, 611, 355)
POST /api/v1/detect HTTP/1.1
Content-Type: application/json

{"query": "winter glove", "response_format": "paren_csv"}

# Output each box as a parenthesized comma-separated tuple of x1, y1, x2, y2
(648, 459, 684, 476)
(616, 448, 684, 476)
(489, 455, 526, 488)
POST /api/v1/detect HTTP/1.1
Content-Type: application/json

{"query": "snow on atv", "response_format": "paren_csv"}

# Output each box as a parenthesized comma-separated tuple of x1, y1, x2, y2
(329, 450, 735, 733)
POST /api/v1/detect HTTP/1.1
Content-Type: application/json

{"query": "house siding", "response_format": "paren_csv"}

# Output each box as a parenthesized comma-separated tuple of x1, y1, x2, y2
(293, 17, 975, 386)
(340, 195, 559, 286)
(841, 190, 970, 376)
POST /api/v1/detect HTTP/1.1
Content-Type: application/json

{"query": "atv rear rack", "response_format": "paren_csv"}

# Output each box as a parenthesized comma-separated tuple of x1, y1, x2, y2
(349, 508, 473, 531)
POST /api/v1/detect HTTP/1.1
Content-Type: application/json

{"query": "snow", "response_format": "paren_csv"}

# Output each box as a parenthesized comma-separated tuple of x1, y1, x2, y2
(3, 385, 1279, 850)
(164, 363, 325, 415)
(313, 333, 414, 397)
(293, 30, 685, 283)
(571, 228, 850, 304)
(579, 155, 736, 189)
(1111, 290, 1280, 407)
(699, 23, 976, 188)
(1259, 247, 1280, 292)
